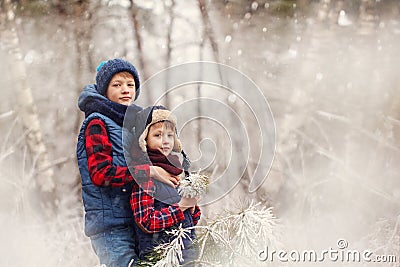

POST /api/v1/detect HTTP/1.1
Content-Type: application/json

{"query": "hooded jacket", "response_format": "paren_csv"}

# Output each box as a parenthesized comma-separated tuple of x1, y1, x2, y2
(76, 84, 142, 236)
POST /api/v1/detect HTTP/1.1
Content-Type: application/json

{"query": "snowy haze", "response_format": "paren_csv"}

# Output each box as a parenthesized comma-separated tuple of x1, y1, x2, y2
(0, 0, 399, 266)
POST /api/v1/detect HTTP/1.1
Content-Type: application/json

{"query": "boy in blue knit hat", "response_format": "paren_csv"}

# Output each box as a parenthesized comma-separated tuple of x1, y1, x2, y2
(76, 59, 180, 267)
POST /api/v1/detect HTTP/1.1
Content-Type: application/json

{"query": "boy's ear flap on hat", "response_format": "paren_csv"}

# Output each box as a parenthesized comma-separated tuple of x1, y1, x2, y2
(134, 106, 154, 153)
(173, 135, 182, 152)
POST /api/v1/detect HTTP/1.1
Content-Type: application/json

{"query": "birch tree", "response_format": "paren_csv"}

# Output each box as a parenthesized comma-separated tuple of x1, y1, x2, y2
(1, 0, 56, 209)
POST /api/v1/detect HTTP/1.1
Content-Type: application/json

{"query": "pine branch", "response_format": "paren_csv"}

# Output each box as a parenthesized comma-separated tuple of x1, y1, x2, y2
(144, 202, 282, 266)
(152, 226, 192, 267)
(178, 170, 210, 198)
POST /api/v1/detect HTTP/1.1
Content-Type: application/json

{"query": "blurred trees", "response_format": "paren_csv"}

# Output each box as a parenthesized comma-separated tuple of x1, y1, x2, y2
(1, 0, 57, 211)
(0, 0, 399, 264)
(1, 0, 399, 213)
(7, 0, 89, 15)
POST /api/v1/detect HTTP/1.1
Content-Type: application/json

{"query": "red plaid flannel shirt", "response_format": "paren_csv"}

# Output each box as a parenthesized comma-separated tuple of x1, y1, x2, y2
(131, 179, 201, 234)
(84, 118, 149, 187)
(85, 118, 201, 233)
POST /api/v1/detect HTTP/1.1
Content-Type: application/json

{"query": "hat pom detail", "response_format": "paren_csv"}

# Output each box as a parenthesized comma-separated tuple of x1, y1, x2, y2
(96, 61, 107, 72)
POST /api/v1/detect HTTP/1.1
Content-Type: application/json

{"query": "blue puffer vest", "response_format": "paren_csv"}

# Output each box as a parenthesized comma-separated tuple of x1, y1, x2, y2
(77, 112, 134, 237)
(135, 180, 198, 264)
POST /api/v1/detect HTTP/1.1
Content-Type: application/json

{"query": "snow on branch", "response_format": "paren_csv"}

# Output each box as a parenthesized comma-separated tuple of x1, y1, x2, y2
(178, 170, 210, 198)
(145, 201, 281, 266)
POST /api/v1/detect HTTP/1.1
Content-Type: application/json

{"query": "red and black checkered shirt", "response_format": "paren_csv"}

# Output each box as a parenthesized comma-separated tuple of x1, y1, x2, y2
(85, 118, 149, 187)
(85, 118, 200, 233)
(131, 179, 201, 233)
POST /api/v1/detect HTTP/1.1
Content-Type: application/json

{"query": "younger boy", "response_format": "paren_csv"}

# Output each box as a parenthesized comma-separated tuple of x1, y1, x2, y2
(130, 106, 201, 265)
(76, 59, 180, 267)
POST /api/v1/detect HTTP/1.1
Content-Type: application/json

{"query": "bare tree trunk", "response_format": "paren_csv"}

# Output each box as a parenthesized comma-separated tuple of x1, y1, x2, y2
(2, 0, 56, 209)
(198, 1, 270, 204)
(198, 0, 220, 61)
(129, 0, 153, 103)
(196, 30, 206, 146)
(72, 0, 95, 208)
(73, 1, 97, 136)
(198, 0, 265, 203)
(164, 0, 176, 108)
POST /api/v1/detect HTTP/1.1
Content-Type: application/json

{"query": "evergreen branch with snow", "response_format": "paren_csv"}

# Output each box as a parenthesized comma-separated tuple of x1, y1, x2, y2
(142, 201, 281, 266)
(178, 170, 210, 198)
(196, 201, 281, 264)
(151, 225, 193, 267)
(229, 201, 281, 258)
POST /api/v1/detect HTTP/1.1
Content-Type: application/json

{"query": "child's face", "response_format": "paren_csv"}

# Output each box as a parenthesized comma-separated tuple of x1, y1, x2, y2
(146, 122, 175, 156)
(106, 72, 136, 106)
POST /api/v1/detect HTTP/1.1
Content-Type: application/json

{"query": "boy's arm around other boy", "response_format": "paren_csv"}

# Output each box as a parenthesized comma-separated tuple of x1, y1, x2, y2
(131, 178, 201, 234)
(85, 118, 150, 187)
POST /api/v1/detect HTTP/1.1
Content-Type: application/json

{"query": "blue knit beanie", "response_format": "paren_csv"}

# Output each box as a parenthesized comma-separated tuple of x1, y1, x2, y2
(95, 58, 140, 100)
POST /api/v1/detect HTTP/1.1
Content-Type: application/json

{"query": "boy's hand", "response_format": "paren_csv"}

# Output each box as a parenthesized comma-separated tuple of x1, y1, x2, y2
(179, 197, 198, 212)
(149, 166, 180, 188)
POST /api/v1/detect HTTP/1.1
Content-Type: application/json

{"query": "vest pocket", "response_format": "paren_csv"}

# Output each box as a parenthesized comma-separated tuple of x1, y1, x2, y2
(109, 186, 132, 218)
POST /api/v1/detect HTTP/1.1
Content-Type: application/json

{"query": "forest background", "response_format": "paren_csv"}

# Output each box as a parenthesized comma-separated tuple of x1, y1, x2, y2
(0, 0, 399, 266)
